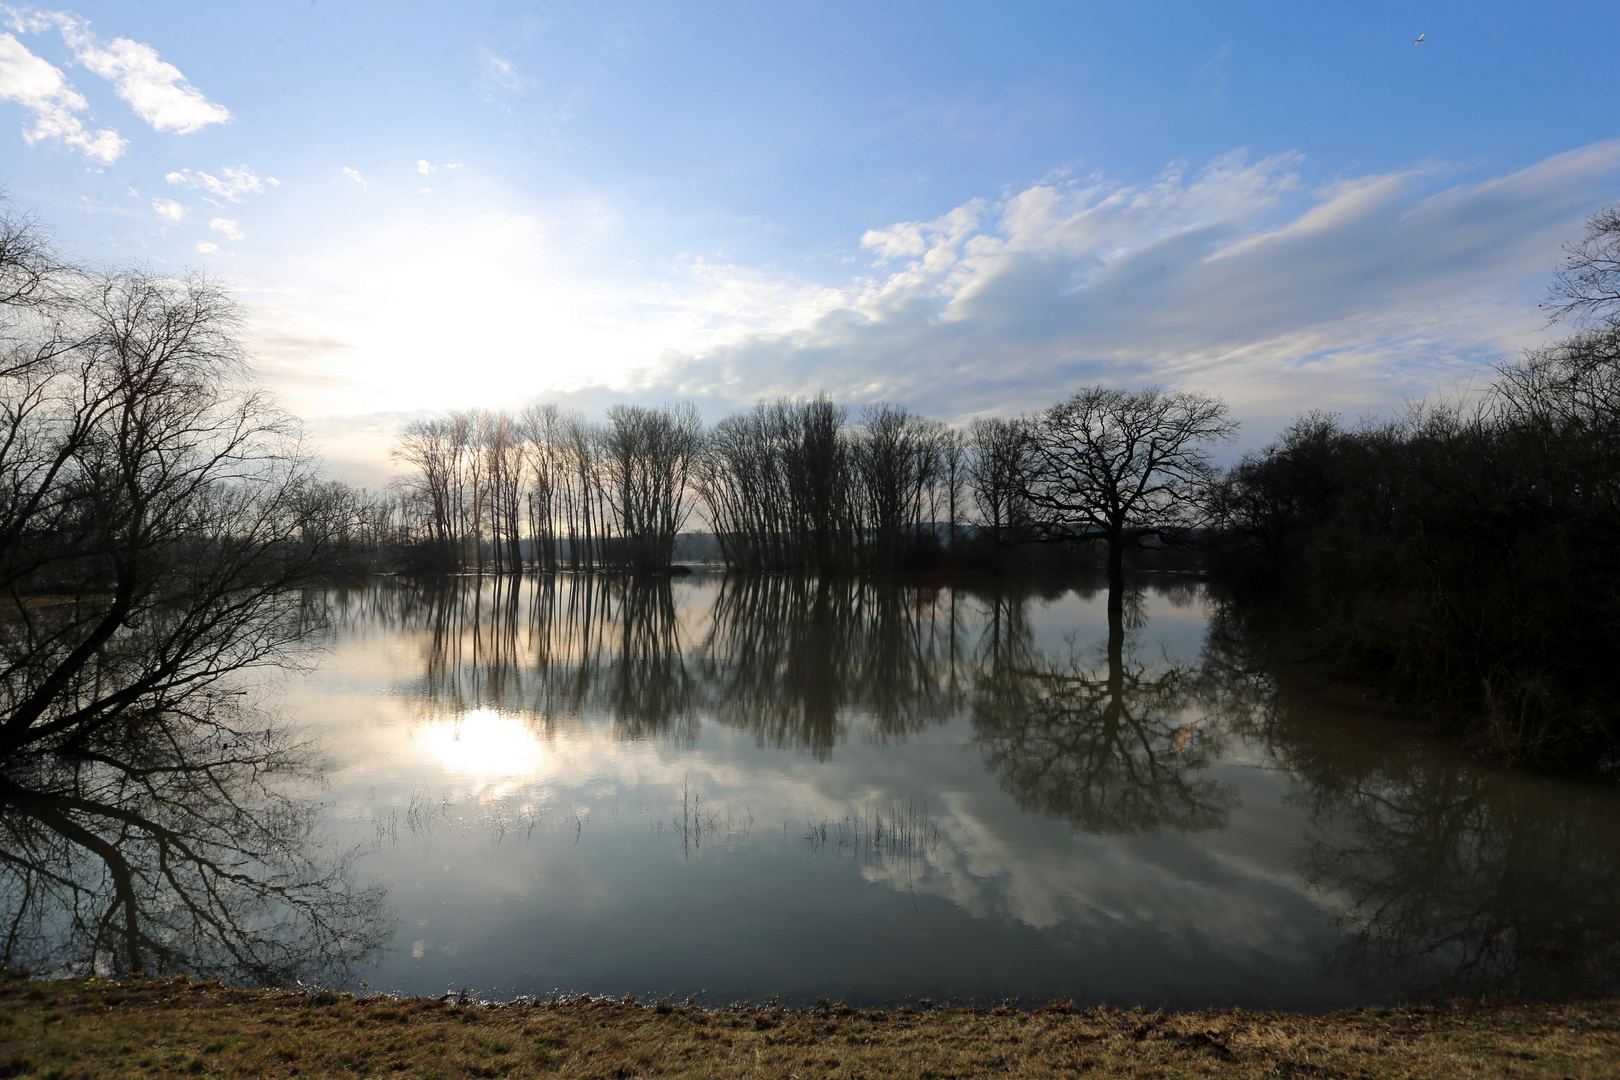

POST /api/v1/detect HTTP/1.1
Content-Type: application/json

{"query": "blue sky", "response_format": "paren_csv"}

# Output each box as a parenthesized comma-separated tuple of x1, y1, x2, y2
(2, 1, 1618, 482)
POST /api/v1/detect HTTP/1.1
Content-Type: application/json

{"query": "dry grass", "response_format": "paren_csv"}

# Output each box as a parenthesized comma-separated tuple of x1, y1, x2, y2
(1, 975, 1617, 1079)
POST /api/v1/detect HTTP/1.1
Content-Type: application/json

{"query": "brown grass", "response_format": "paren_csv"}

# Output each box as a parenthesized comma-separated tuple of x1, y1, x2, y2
(1, 974, 1617, 1079)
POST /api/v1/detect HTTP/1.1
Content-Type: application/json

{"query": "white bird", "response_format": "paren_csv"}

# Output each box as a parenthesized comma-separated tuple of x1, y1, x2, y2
(1413, 33, 1425, 44)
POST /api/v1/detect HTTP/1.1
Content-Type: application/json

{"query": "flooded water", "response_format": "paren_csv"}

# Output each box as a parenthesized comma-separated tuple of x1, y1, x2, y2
(266, 573, 1620, 1009)
(5, 572, 1619, 1008)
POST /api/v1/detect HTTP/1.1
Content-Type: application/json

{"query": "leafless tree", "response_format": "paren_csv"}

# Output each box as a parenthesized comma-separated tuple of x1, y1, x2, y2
(939, 427, 968, 548)
(966, 416, 1032, 548)
(520, 404, 563, 570)
(1021, 386, 1236, 607)
(0, 203, 65, 309)
(1547, 202, 1620, 328)
(854, 403, 942, 572)
(696, 395, 855, 573)
(391, 417, 461, 568)
(599, 403, 704, 572)
(0, 260, 352, 758)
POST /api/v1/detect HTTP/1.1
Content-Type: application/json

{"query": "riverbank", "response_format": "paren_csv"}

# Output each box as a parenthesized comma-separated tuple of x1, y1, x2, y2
(3, 976, 1618, 1078)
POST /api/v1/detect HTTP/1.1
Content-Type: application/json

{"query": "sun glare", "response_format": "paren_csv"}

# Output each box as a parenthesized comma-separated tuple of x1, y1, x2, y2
(417, 707, 545, 779)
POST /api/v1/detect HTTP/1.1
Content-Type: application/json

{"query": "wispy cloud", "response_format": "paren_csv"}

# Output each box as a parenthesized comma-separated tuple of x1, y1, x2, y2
(416, 159, 434, 175)
(165, 164, 270, 201)
(644, 142, 1620, 428)
(0, 30, 122, 161)
(479, 52, 528, 94)
(237, 141, 1620, 485)
(208, 216, 241, 241)
(194, 240, 217, 254)
(151, 197, 185, 222)
(342, 166, 366, 189)
(5, 6, 230, 133)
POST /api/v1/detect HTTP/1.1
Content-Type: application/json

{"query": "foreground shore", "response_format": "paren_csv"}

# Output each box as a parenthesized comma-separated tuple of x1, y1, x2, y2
(3, 976, 1618, 1079)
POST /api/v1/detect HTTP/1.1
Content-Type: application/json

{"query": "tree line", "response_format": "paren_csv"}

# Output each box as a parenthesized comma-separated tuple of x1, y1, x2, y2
(382, 387, 1236, 596)
(1213, 203, 1620, 770)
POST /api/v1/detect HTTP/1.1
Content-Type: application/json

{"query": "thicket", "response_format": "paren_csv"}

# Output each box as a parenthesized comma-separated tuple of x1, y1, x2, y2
(1215, 205, 1620, 771)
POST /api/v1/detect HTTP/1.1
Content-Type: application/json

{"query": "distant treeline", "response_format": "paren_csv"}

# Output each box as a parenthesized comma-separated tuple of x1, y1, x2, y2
(361, 386, 1235, 594)
(377, 397, 1002, 575)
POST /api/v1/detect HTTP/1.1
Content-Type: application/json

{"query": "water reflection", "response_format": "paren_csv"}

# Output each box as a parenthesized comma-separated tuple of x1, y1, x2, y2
(972, 592, 1235, 833)
(698, 577, 965, 758)
(1195, 604, 1620, 1001)
(341, 574, 968, 760)
(1280, 714, 1620, 1000)
(56, 572, 1611, 1003)
(0, 709, 392, 984)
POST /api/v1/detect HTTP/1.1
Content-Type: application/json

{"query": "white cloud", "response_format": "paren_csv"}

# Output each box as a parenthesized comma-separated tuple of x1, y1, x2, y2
(165, 164, 266, 201)
(208, 216, 241, 241)
(233, 141, 1620, 485)
(480, 52, 527, 93)
(0, 30, 123, 161)
(644, 143, 1620, 433)
(420, 187, 431, 195)
(151, 197, 185, 222)
(343, 166, 366, 189)
(194, 240, 218, 254)
(5, 7, 229, 133)
(417, 159, 434, 175)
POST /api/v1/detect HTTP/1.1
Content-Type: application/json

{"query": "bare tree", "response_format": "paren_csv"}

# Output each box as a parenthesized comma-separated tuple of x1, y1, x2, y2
(391, 417, 460, 568)
(0, 203, 65, 309)
(940, 427, 968, 549)
(1547, 202, 1620, 328)
(599, 403, 704, 572)
(696, 395, 855, 573)
(520, 403, 562, 570)
(967, 416, 1032, 549)
(0, 247, 349, 758)
(855, 403, 939, 572)
(1021, 386, 1236, 607)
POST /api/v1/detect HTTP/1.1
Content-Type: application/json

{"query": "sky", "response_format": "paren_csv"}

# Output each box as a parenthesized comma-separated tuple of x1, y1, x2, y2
(1, 1, 1618, 485)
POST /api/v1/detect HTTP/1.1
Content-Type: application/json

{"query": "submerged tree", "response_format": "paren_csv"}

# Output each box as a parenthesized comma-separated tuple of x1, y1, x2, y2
(599, 403, 704, 573)
(0, 210, 350, 755)
(1021, 386, 1236, 607)
(0, 204, 389, 981)
(966, 416, 1032, 551)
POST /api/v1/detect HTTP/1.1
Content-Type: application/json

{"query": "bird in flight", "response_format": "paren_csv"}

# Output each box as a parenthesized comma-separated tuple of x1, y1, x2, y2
(1413, 33, 1426, 44)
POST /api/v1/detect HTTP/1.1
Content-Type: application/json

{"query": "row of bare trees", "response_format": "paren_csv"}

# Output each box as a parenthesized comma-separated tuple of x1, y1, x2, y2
(385, 388, 1236, 581)
(391, 403, 704, 573)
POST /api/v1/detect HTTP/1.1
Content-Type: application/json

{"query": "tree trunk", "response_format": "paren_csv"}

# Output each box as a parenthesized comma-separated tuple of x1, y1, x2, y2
(1106, 533, 1125, 611)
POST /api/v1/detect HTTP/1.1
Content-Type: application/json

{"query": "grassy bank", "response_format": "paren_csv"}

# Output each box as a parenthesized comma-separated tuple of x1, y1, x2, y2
(3, 977, 1619, 1078)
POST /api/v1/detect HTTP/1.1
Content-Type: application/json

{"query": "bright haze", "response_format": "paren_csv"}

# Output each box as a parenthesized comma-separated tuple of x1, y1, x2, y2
(2, 1, 1617, 485)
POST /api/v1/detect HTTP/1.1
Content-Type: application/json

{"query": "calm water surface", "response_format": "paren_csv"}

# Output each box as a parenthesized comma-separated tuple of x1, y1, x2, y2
(265, 573, 1620, 1008)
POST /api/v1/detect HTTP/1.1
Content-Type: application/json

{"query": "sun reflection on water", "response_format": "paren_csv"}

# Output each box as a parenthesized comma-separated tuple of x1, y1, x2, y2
(417, 707, 545, 780)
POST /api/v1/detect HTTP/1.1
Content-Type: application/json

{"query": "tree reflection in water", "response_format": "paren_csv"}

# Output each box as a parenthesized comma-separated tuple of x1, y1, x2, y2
(1204, 603, 1620, 1001)
(970, 583, 1236, 833)
(698, 576, 965, 759)
(1301, 757, 1620, 1000)
(327, 574, 1620, 1002)
(0, 704, 392, 984)
(346, 574, 967, 759)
